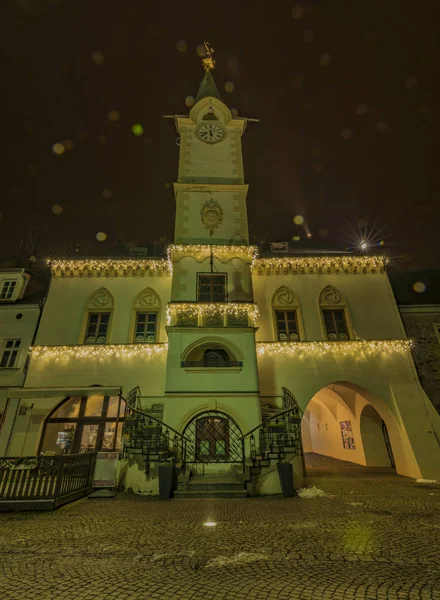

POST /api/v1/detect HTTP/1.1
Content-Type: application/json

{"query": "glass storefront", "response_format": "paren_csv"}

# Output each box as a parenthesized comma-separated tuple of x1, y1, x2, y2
(39, 395, 126, 455)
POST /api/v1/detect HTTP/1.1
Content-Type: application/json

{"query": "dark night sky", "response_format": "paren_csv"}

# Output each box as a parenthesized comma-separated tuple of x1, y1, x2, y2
(1, 0, 438, 267)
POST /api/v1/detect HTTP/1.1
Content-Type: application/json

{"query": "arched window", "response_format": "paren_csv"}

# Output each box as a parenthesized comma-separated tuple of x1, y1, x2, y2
(181, 340, 242, 368)
(132, 288, 160, 342)
(83, 288, 114, 344)
(319, 285, 352, 340)
(39, 394, 127, 455)
(272, 286, 303, 341)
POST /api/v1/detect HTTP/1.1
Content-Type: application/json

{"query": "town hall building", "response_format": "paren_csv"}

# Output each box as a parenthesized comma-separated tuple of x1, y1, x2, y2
(1, 50, 440, 496)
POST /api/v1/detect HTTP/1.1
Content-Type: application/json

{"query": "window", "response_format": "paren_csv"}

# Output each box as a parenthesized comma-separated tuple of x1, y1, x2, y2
(275, 310, 299, 341)
(197, 273, 227, 302)
(84, 313, 110, 344)
(39, 395, 127, 455)
(1, 281, 17, 300)
(134, 312, 157, 342)
(322, 309, 349, 340)
(1, 339, 21, 368)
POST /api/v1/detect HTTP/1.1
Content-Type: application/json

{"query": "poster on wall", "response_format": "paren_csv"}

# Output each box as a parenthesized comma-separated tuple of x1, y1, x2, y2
(340, 420, 356, 450)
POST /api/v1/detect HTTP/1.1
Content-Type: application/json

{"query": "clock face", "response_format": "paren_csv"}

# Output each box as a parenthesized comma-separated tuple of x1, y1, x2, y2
(196, 123, 225, 144)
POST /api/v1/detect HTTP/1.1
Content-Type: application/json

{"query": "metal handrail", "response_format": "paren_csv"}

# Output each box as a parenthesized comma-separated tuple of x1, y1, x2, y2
(240, 406, 301, 441)
(122, 395, 191, 444)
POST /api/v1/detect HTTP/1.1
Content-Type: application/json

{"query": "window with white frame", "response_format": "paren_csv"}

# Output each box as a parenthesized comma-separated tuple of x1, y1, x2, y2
(0, 281, 17, 300)
(1, 339, 21, 368)
(134, 312, 157, 342)
(84, 313, 110, 344)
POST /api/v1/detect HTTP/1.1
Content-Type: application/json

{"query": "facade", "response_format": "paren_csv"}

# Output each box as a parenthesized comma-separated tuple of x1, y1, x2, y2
(2, 60, 440, 493)
(390, 270, 440, 414)
(0, 267, 46, 456)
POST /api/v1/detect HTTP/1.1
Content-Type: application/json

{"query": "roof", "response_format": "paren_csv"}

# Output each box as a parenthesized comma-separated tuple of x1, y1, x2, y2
(388, 269, 440, 305)
(195, 69, 222, 103)
(259, 240, 358, 257)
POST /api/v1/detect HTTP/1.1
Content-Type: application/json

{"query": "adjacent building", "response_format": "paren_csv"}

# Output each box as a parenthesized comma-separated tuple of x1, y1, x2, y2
(0, 266, 47, 455)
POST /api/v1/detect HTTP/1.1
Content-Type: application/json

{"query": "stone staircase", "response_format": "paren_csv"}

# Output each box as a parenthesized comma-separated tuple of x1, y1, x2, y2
(174, 474, 248, 498)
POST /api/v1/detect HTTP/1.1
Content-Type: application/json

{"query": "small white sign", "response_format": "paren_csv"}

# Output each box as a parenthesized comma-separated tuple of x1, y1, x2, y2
(93, 452, 119, 488)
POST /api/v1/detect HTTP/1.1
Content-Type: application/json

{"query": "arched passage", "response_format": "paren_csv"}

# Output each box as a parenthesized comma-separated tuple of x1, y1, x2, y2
(301, 382, 399, 475)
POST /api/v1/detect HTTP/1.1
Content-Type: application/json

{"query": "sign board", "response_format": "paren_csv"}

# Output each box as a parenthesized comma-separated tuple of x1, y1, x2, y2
(93, 452, 119, 488)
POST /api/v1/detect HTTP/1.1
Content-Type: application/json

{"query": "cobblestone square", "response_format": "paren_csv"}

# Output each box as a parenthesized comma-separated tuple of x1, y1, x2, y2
(0, 466, 439, 600)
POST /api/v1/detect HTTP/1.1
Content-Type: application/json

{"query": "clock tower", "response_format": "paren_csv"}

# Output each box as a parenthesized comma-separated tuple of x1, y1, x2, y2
(163, 45, 262, 454)
(172, 52, 250, 245)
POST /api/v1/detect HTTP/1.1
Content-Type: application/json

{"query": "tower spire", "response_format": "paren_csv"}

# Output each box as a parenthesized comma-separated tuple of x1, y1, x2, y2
(195, 41, 222, 103)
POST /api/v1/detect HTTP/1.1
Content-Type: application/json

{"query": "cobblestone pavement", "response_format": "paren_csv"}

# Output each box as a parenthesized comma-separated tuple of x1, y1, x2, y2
(0, 458, 439, 600)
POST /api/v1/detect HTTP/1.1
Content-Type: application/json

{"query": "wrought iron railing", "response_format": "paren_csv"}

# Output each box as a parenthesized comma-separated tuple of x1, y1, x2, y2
(122, 395, 190, 474)
(241, 388, 304, 466)
(180, 360, 243, 368)
(0, 452, 96, 508)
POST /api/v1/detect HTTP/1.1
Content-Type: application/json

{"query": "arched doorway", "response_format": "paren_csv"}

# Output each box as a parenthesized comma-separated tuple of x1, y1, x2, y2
(301, 382, 397, 475)
(39, 394, 127, 455)
(183, 411, 244, 465)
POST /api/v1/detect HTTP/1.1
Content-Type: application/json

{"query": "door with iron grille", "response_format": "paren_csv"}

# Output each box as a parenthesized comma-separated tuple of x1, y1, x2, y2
(184, 411, 243, 464)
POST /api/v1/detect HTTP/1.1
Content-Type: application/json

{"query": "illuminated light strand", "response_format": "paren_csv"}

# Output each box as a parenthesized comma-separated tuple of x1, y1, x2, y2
(47, 259, 172, 277)
(31, 343, 168, 361)
(256, 340, 413, 357)
(252, 255, 388, 274)
(167, 244, 258, 263)
(167, 302, 259, 325)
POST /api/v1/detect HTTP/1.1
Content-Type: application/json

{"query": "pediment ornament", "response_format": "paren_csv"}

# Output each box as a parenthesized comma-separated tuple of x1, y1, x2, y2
(274, 286, 295, 305)
(91, 288, 113, 308)
(321, 285, 340, 304)
(138, 288, 159, 307)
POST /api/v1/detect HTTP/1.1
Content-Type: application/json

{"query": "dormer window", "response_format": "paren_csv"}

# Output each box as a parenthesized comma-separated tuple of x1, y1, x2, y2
(1, 281, 17, 300)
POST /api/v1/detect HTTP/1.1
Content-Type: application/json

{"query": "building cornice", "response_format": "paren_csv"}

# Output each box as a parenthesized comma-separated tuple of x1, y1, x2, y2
(398, 305, 440, 314)
(252, 255, 388, 275)
(168, 244, 257, 263)
(256, 340, 412, 356)
(173, 183, 249, 194)
(47, 258, 171, 278)
(30, 343, 168, 361)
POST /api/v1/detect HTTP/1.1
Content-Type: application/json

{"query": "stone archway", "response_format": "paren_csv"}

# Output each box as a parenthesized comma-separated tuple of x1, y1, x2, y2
(301, 382, 400, 475)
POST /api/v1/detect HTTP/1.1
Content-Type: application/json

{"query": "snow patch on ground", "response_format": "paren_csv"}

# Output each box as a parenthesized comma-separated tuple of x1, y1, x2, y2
(415, 479, 439, 484)
(297, 486, 326, 498)
(206, 552, 268, 568)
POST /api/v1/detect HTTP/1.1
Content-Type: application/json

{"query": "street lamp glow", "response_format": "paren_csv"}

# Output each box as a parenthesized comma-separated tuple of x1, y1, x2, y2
(203, 521, 217, 527)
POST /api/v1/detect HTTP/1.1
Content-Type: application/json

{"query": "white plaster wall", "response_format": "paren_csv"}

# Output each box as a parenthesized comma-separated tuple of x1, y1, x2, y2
(35, 276, 171, 346)
(174, 187, 249, 245)
(252, 272, 404, 341)
(304, 399, 367, 465)
(360, 405, 392, 467)
(165, 329, 259, 394)
(25, 352, 168, 399)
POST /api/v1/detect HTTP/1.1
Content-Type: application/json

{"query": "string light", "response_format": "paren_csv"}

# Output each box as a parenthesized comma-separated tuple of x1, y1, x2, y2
(256, 340, 412, 357)
(168, 245, 258, 262)
(31, 343, 168, 361)
(252, 255, 388, 274)
(47, 259, 172, 277)
(167, 302, 259, 326)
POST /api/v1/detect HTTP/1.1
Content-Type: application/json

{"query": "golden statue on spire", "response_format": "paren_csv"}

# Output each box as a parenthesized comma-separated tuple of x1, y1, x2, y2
(202, 41, 215, 71)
